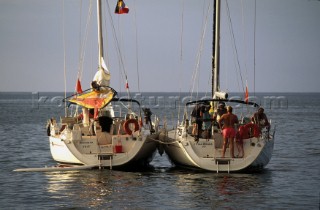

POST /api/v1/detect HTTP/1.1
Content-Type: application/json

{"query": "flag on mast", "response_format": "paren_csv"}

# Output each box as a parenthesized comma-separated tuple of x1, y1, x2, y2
(245, 85, 249, 103)
(115, 0, 129, 14)
(76, 79, 83, 94)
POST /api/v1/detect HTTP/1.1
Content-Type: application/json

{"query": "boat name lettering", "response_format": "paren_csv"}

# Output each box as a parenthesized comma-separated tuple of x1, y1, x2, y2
(197, 142, 213, 146)
(79, 141, 93, 144)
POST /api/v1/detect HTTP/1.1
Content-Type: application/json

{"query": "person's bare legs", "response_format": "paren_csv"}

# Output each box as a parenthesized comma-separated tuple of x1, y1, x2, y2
(192, 123, 197, 136)
(229, 138, 235, 158)
(221, 138, 228, 158)
(236, 141, 243, 157)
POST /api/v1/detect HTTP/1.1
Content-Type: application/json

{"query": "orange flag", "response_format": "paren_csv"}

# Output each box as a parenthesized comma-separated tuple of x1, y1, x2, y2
(245, 86, 249, 103)
(76, 79, 83, 94)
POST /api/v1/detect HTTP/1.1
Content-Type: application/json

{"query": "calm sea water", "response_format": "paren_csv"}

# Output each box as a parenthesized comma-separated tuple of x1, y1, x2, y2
(0, 92, 319, 209)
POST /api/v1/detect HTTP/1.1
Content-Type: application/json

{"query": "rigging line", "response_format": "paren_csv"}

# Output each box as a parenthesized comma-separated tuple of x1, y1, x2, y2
(62, 0, 67, 116)
(177, 0, 185, 123)
(225, 1, 240, 92)
(253, 0, 256, 97)
(240, 0, 249, 88)
(225, 0, 245, 93)
(189, 2, 203, 98)
(199, 1, 211, 95)
(116, 17, 131, 99)
(205, 2, 214, 98)
(102, 1, 109, 67)
(200, 1, 211, 97)
(133, 0, 141, 94)
(198, 1, 211, 97)
(116, 16, 126, 92)
(106, 1, 132, 109)
(78, 0, 93, 84)
(190, 1, 211, 100)
(78, 0, 83, 81)
(105, 0, 129, 94)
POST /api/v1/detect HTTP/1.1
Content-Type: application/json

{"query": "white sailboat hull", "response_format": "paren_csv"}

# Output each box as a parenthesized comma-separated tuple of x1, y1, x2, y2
(49, 130, 158, 169)
(160, 127, 274, 172)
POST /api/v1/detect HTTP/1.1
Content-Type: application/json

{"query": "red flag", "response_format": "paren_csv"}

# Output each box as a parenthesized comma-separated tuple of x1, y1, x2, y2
(94, 108, 98, 119)
(115, 0, 129, 14)
(245, 86, 249, 103)
(125, 81, 129, 89)
(76, 79, 83, 94)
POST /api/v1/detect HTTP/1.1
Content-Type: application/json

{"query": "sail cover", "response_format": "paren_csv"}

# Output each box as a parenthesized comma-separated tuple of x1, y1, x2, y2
(68, 88, 115, 109)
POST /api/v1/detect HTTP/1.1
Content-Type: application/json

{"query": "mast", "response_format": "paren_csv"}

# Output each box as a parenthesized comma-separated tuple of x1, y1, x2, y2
(93, 0, 110, 88)
(212, 0, 220, 98)
(97, 0, 104, 71)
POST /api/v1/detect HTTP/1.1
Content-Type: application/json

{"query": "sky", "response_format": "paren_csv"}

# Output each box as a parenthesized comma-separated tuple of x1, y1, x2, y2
(0, 0, 320, 93)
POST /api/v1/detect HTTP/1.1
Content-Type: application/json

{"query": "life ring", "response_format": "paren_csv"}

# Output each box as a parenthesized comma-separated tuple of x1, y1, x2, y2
(243, 123, 260, 138)
(123, 119, 140, 135)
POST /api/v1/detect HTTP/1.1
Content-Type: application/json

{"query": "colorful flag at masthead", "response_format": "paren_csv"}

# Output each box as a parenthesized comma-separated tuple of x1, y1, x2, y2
(115, 0, 129, 14)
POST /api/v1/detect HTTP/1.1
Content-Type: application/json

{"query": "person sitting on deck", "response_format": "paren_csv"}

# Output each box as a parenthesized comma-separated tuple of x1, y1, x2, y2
(251, 107, 270, 131)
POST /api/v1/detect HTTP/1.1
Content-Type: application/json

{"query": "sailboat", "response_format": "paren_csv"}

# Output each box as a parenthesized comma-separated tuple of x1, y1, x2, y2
(158, 0, 275, 173)
(46, 0, 159, 170)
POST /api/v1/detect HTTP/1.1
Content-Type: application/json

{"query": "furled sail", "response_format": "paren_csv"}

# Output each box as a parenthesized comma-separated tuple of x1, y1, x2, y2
(93, 57, 111, 87)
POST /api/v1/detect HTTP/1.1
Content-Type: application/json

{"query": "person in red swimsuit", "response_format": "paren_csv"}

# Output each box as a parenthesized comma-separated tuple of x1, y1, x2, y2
(218, 106, 239, 158)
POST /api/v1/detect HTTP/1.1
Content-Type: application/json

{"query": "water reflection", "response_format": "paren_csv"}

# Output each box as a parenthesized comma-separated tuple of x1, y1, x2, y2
(45, 170, 146, 208)
(163, 168, 273, 209)
(42, 163, 274, 209)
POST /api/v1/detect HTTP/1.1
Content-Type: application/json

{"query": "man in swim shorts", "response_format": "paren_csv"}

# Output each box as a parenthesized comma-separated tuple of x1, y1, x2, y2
(218, 106, 239, 158)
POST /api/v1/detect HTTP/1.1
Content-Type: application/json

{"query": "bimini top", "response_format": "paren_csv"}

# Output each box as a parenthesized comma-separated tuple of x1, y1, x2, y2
(186, 98, 260, 108)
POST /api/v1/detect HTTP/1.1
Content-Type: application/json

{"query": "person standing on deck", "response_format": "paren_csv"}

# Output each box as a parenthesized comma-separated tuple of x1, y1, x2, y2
(191, 104, 203, 141)
(202, 105, 212, 139)
(213, 102, 227, 128)
(213, 103, 227, 121)
(218, 106, 239, 158)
